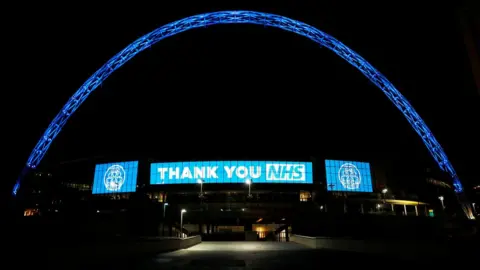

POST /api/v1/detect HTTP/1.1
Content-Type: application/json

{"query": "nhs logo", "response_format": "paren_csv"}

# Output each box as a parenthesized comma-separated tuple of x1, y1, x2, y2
(266, 163, 306, 181)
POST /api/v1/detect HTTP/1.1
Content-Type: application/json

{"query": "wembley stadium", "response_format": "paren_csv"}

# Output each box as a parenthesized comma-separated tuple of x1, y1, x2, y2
(19, 156, 459, 241)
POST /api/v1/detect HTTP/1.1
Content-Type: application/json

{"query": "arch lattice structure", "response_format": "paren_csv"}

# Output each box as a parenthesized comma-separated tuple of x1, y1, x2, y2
(14, 10, 465, 200)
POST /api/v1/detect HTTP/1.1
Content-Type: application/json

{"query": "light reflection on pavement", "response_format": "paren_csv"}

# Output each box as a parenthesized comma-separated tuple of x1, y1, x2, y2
(137, 242, 428, 270)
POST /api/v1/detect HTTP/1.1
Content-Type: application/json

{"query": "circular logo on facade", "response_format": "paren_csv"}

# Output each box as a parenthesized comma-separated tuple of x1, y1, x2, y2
(104, 164, 126, 191)
(338, 163, 361, 190)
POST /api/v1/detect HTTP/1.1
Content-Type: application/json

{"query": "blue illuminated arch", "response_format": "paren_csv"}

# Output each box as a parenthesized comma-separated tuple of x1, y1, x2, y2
(14, 10, 464, 194)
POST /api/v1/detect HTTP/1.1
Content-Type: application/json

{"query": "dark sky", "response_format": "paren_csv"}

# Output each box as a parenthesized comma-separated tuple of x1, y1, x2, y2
(3, 1, 479, 194)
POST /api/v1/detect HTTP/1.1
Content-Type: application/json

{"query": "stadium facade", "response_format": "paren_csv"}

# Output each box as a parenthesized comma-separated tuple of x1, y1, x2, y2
(21, 157, 457, 239)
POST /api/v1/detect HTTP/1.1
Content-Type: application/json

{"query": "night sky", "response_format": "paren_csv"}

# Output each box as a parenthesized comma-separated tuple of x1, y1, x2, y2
(3, 2, 479, 195)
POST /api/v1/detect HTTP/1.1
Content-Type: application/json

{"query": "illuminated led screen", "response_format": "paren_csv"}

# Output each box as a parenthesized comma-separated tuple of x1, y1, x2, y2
(325, 159, 373, 192)
(150, 161, 313, 184)
(92, 161, 139, 194)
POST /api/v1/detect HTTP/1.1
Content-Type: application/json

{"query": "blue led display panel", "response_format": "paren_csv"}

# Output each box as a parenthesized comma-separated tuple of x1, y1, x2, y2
(325, 160, 373, 192)
(92, 161, 139, 194)
(150, 161, 313, 184)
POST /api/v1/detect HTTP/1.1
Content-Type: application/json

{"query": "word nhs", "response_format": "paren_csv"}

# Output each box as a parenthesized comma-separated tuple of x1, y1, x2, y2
(157, 163, 306, 181)
(265, 164, 305, 181)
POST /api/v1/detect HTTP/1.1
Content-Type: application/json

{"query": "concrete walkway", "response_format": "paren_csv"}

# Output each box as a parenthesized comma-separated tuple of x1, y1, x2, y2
(141, 241, 431, 269)
(37, 241, 450, 269)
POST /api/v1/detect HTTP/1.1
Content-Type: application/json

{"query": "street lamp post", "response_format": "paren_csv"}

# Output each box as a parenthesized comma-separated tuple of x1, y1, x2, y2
(381, 188, 388, 205)
(180, 209, 187, 238)
(380, 188, 388, 214)
(162, 202, 168, 236)
(197, 179, 203, 198)
(438, 196, 445, 210)
(245, 179, 252, 198)
(163, 202, 169, 218)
